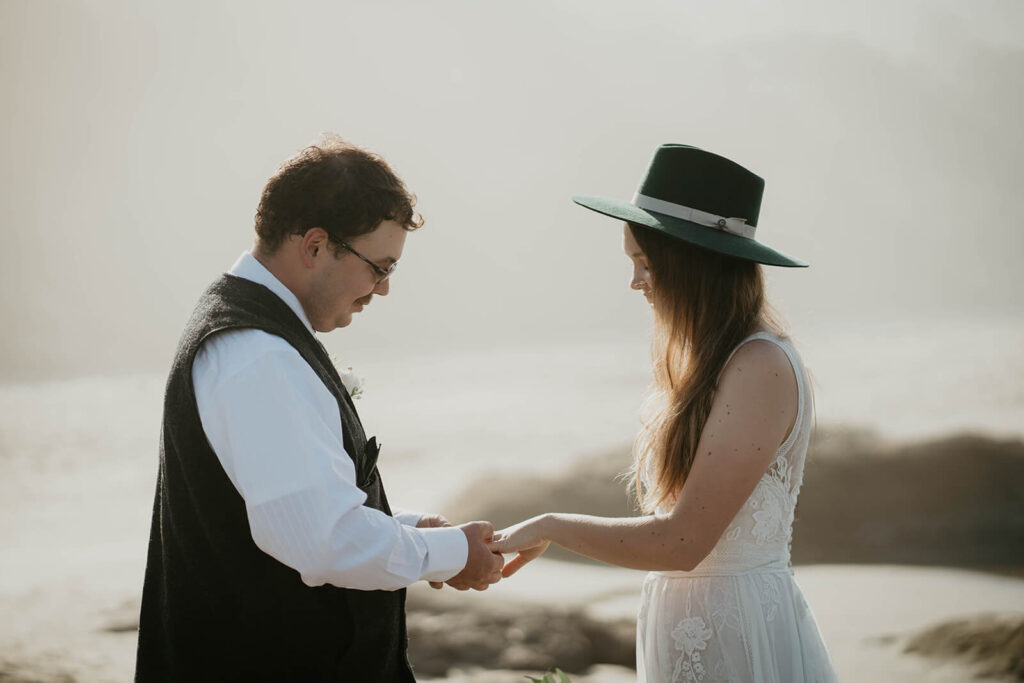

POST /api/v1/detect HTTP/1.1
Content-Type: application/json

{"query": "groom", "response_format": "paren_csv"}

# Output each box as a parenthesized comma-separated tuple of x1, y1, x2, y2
(135, 135, 503, 682)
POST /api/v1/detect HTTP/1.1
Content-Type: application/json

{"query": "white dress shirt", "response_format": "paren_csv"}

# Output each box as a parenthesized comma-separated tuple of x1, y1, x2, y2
(191, 252, 468, 590)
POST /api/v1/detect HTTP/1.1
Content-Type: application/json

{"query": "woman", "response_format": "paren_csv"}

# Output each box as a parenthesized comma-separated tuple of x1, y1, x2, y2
(490, 145, 838, 682)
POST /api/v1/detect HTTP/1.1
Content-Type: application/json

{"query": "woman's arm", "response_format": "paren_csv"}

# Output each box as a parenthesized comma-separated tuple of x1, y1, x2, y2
(491, 340, 798, 575)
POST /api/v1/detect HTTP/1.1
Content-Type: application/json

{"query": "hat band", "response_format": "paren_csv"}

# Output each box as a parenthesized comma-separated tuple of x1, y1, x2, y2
(632, 193, 756, 239)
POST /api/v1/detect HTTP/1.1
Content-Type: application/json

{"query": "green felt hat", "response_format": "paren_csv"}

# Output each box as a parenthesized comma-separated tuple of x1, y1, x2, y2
(572, 144, 808, 267)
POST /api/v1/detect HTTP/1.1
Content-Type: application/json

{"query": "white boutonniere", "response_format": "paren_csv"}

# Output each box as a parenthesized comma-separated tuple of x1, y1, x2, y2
(331, 355, 365, 399)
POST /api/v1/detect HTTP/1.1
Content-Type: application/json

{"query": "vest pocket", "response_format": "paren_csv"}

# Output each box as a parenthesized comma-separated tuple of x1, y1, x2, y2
(356, 436, 381, 488)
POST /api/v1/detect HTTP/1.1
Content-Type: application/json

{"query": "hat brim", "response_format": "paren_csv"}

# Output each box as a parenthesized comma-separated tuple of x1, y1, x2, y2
(572, 195, 808, 268)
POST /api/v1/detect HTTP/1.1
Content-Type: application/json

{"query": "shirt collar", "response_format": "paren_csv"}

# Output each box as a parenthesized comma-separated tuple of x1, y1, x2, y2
(228, 252, 316, 335)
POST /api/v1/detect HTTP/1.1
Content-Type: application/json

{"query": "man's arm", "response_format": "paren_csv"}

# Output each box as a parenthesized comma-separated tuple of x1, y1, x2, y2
(192, 329, 499, 590)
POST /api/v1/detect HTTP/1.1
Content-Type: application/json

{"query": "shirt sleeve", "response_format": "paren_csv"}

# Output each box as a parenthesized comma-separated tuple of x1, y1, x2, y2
(192, 329, 468, 590)
(392, 508, 425, 526)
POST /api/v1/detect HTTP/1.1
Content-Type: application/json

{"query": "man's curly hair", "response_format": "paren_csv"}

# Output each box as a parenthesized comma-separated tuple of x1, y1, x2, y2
(255, 134, 423, 251)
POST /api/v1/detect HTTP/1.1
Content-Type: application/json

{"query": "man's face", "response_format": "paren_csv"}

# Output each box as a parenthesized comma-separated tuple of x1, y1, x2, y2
(305, 220, 408, 332)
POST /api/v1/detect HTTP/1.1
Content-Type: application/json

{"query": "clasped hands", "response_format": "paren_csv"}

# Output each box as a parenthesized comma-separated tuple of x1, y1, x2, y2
(416, 514, 550, 591)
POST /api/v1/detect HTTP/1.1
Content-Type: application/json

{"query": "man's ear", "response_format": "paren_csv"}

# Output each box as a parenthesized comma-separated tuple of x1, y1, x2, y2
(299, 228, 330, 268)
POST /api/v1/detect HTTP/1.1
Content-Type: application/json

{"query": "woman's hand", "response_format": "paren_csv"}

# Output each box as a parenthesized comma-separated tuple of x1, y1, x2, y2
(489, 515, 552, 578)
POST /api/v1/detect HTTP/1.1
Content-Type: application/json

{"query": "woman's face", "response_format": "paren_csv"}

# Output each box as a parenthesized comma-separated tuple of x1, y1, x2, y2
(622, 224, 653, 304)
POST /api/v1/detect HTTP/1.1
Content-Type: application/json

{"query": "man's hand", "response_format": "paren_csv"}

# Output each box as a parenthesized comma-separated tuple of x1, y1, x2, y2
(416, 514, 454, 589)
(445, 521, 504, 591)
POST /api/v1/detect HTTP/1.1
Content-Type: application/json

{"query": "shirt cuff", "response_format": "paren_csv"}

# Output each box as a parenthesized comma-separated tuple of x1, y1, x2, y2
(392, 508, 424, 527)
(417, 525, 469, 583)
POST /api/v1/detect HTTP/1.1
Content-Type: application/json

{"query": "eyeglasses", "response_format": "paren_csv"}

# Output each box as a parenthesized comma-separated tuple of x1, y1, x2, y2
(327, 235, 398, 284)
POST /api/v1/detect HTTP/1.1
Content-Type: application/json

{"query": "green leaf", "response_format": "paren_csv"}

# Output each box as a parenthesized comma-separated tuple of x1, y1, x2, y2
(524, 669, 573, 683)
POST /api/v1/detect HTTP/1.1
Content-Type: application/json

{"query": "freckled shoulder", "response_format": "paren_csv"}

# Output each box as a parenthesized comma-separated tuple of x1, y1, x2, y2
(722, 338, 791, 377)
(716, 338, 798, 408)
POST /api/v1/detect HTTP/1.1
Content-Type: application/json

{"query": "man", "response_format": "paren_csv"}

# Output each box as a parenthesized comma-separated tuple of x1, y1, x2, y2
(135, 135, 503, 682)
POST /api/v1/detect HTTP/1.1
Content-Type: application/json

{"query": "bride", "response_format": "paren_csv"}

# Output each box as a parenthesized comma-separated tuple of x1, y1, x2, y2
(490, 145, 838, 682)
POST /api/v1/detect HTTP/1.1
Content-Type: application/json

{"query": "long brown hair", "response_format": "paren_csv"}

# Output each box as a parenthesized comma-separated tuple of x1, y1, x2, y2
(629, 223, 784, 513)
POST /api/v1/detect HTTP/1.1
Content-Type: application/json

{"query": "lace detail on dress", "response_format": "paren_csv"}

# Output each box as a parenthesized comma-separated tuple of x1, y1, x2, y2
(671, 617, 713, 682)
(749, 453, 796, 545)
(717, 449, 799, 553)
(758, 573, 785, 623)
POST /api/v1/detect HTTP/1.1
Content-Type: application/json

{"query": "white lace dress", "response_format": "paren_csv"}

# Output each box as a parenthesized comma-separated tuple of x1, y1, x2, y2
(636, 332, 838, 683)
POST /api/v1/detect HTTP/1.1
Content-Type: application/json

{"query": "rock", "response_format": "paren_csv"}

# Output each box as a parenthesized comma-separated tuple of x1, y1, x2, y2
(903, 612, 1024, 680)
(407, 591, 635, 678)
(446, 428, 1024, 568)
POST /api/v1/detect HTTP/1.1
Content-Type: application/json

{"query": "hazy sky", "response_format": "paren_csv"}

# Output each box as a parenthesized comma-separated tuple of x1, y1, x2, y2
(2, 0, 1022, 380)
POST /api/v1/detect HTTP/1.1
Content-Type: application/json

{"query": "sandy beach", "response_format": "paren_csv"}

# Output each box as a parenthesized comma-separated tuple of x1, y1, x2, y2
(1, 556, 1022, 681)
(408, 561, 1024, 682)
(1, 342, 1022, 681)
(2, 424, 1022, 681)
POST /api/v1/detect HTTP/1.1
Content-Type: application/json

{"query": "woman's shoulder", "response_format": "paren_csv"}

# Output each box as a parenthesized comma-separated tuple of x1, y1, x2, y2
(729, 329, 796, 367)
(712, 335, 800, 441)
(718, 335, 798, 403)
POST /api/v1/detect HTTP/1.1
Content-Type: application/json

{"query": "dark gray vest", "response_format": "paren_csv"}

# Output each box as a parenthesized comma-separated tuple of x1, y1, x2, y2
(135, 274, 414, 682)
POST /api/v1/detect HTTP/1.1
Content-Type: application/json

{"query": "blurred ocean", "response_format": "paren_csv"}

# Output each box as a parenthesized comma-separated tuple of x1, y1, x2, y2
(0, 315, 1021, 579)
(0, 314, 1021, 682)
